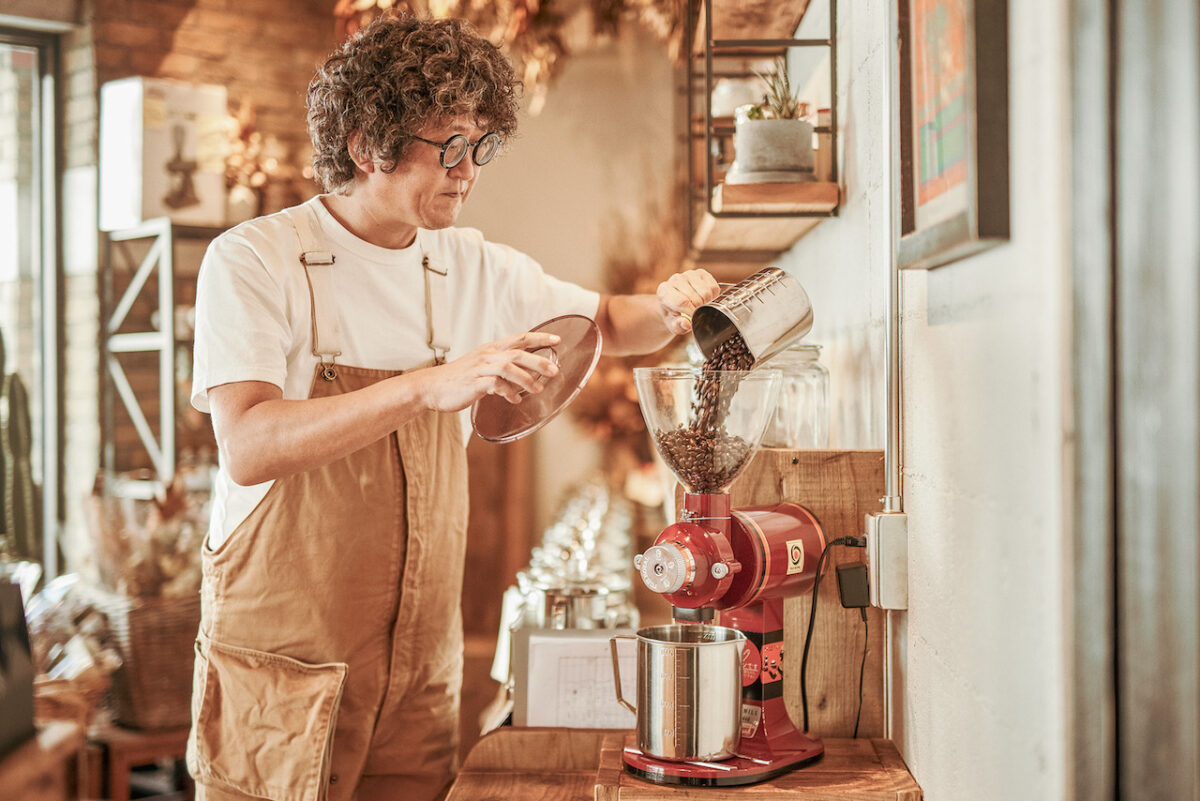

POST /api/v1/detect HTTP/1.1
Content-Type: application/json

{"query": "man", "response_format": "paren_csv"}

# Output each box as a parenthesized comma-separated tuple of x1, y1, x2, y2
(186, 13, 719, 801)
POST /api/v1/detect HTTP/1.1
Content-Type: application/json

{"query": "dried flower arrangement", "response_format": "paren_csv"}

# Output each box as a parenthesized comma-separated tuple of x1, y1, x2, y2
(84, 472, 209, 599)
(335, 0, 687, 113)
(224, 100, 312, 221)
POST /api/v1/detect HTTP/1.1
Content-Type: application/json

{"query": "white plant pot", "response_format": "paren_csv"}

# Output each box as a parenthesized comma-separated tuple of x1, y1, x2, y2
(730, 118, 815, 177)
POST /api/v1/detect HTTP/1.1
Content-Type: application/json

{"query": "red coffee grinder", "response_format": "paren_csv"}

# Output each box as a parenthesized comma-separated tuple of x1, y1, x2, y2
(624, 268, 825, 786)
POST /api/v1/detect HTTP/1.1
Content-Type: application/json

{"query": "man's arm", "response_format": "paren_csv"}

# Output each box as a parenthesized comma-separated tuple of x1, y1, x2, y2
(209, 331, 561, 485)
(595, 269, 721, 356)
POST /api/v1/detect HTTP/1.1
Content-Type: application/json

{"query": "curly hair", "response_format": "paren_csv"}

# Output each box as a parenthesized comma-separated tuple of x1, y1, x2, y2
(307, 14, 521, 194)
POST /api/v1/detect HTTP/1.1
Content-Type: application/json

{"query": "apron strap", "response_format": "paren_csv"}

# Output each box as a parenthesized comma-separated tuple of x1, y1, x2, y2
(286, 204, 342, 372)
(422, 254, 451, 366)
(286, 203, 452, 373)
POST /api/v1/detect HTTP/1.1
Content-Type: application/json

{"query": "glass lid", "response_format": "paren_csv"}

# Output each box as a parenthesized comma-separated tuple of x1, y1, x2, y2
(471, 314, 603, 443)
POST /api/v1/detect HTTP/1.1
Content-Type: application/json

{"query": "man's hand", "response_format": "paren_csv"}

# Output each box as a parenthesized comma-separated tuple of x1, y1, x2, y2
(413, 331, 562, 412)
(207, 330, 562, 486)
(656, 269, 722, 335)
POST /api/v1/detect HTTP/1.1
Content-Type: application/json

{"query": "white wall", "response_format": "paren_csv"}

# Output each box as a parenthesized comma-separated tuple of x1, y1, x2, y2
(456, 25, 676, 534)
(776, 0, 1070, 798)
(462, 5, 1076, 795)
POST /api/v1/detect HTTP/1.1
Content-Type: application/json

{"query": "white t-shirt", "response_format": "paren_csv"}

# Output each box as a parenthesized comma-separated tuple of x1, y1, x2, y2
(192, 195, 600, 547)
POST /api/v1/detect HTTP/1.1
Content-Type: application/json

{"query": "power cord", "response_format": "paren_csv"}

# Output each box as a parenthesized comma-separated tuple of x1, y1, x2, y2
(854, 607, 868, 737)
(836, 561, 871, 738)
(799, 535, 866, 733)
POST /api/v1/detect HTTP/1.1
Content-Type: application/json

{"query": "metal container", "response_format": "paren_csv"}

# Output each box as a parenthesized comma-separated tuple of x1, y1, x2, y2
(692, 267, 813, 367)
(610, 624, 746, 762)
(516, 571, 637, 630)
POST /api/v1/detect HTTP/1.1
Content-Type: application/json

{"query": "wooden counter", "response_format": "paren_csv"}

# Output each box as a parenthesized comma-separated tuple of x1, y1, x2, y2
(0, 721, 85, 801)
(447, 728, 921, 800)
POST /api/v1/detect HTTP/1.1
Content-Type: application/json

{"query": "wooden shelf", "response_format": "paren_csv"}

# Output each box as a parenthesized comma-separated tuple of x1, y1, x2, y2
(693, 0, 815, 55)
(689, 116, 735, 136)
(713, 180, 839, 213)
(692, 181, 838, 255)
(684, 0, 839, 262)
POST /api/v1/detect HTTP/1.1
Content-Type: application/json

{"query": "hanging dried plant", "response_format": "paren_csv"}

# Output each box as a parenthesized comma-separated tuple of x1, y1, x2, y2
(333, 0, 687, 113)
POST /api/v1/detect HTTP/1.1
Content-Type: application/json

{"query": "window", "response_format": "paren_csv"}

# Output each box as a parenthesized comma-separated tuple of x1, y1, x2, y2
(0, 29, 59, 575)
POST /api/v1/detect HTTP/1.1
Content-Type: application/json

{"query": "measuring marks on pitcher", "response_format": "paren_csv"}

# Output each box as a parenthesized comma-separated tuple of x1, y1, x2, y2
(656, 648, 701, 741)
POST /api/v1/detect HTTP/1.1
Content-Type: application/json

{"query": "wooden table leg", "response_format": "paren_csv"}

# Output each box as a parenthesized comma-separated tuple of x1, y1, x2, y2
(108, 750, 130, 801)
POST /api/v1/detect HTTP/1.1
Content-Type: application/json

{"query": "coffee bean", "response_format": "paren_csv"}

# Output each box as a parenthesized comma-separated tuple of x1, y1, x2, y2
(656, 333, 757, 492)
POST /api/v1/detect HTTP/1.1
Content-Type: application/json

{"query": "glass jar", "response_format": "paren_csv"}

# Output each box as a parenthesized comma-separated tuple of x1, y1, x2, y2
(761, 343, 829, 448)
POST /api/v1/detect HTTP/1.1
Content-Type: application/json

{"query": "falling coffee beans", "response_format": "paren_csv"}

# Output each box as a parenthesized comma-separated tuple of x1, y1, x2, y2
(656, 333, 756, 492)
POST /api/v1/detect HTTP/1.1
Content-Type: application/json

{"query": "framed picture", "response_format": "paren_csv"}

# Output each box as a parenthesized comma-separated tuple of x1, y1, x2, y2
(898, 0, 1009, 270)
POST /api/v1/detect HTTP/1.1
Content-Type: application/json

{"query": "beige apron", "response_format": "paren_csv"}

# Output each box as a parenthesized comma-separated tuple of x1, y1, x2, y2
(187, 205, 469, 801)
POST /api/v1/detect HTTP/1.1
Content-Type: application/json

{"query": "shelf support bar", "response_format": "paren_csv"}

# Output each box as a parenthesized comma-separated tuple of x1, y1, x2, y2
(107, 237, 163, 335)
(106, 354, 165, 476)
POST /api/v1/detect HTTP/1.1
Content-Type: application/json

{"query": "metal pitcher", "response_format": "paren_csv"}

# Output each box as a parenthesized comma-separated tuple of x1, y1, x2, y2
(610, 624, 746, 762)
(692, 266, 814, 367)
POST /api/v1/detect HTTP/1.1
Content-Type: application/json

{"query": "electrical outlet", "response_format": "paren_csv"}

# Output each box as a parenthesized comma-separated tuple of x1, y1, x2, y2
(864, 511, 908, 609)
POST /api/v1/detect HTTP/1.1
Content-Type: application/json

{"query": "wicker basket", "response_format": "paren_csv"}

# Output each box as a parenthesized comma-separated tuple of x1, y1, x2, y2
(83, 586, 201, 730)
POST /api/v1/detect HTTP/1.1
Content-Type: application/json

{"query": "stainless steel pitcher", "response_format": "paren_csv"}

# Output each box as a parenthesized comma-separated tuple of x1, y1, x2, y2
(692, 266, 814, 367)
(610, 624, 746, 762)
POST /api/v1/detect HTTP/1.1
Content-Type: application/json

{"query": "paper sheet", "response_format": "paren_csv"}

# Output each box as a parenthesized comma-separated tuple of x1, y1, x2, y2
(513, 628, 637, 729)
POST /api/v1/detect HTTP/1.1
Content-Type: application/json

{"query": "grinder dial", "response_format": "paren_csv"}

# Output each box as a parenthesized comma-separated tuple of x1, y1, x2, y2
(637, 543, 692, 594)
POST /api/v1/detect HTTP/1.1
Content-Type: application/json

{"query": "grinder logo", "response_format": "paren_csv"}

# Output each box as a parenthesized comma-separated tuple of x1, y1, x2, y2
(741, 640, 761, 686)
(786, 538, 806, 575)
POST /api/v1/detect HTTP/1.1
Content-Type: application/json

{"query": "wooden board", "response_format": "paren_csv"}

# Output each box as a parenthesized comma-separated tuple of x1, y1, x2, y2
(596, 733, 921, 800)
(713, 182, 840, 214)
(448, 771, 596, 801)
(448, 728, 611, 801)
(680, 449, 886, 738)
(461, 728, 612, 772)
(693, 0, 814, 55)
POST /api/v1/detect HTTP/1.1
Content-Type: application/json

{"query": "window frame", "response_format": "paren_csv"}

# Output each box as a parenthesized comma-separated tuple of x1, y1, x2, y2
(0, 26, 62, 577)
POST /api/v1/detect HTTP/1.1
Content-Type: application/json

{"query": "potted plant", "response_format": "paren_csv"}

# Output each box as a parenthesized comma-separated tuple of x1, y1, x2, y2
(726, 57, 815, 183)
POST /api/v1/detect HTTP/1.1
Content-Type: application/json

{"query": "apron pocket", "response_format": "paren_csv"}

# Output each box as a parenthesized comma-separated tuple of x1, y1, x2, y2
(187, 634, 348, 801)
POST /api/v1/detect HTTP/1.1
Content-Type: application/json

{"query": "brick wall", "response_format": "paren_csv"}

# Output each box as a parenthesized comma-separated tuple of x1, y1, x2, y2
(58, 0, 339, 566)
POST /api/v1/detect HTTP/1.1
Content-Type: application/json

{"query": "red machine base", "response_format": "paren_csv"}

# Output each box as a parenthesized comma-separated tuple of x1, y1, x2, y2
(621, 731, 824, 787)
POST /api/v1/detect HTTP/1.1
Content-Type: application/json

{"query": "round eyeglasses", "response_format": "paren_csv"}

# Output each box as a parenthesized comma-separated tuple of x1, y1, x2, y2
(411, 132, 502, 169)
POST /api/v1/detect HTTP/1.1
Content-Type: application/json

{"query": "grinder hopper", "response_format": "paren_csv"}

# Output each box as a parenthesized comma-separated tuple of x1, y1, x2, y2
(632, 367, 781, 494)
